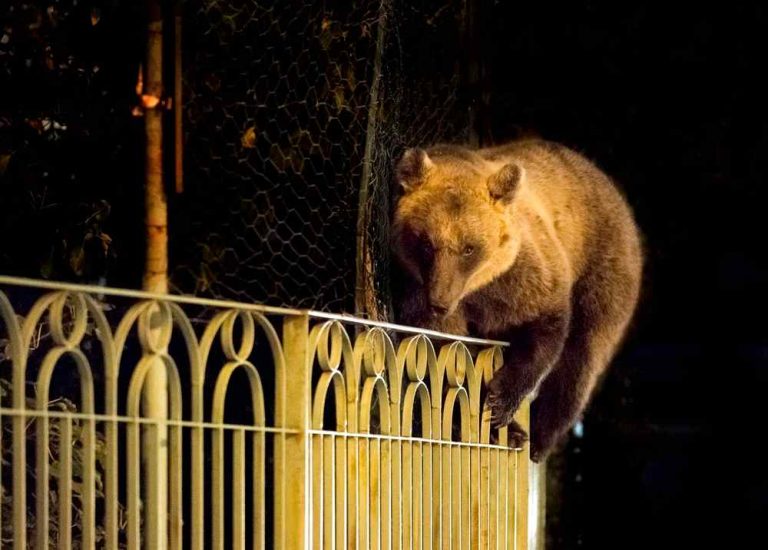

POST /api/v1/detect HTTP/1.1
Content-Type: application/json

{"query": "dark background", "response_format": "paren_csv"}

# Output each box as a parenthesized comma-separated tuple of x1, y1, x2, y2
(474, 2, 767, 548)
(2, 1, 766, 548)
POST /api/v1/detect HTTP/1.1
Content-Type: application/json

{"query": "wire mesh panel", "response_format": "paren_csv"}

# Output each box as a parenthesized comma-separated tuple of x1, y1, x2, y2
(173, 0, 381, 311)
(173, 0, 474, 317)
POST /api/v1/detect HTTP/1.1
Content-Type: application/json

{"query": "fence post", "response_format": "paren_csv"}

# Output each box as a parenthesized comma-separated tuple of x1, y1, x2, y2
(275, 313, 312, 549)
(354, 3, 387, 321)
(515, 399, 533, 550)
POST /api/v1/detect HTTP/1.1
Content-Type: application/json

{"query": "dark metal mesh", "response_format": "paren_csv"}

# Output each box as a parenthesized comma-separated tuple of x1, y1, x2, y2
(172, 0, 473, 316)
(359, 0, 472, 320)
(172, 0, 380, 312)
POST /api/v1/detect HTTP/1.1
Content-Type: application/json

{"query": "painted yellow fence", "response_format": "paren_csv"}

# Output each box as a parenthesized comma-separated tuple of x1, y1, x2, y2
(0, 276, 532, 549)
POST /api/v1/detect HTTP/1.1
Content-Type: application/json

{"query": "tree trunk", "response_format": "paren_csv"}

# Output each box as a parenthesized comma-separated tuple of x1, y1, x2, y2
(142, 1, 168, 548)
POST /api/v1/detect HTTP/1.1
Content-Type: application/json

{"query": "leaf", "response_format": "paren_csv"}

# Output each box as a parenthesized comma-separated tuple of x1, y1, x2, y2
(334, 86, 346, 110)
(69, 245, 85, 276)
(241, 126, 257, 149)
(40, 248, 55, 279)
(0, 153, 10, 176)
(135, 64, 143, 96)
(0, 338, 9, 364)
(98, 232, 112, 255)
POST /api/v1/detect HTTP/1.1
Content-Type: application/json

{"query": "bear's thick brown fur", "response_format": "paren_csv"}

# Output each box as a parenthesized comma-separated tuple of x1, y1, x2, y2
(391, 139, 642, 462)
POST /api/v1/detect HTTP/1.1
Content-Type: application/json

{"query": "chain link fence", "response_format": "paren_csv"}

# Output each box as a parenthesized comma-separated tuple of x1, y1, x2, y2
(172, 0, 474, 317)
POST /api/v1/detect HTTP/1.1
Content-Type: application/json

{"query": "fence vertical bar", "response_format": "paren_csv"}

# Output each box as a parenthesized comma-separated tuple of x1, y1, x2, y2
(58, 417, 73, 550)
(7, 298, 27, 550)
(276, 314, 311, 549)
(232, 429, 246, 550)
(514, 401, 532, 550)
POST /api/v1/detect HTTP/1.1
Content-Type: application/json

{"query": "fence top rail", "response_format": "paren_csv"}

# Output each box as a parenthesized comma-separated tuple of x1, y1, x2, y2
(0, 275, 508, 346)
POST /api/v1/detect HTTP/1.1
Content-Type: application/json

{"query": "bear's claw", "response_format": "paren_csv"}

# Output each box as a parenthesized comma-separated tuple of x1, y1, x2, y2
(487, 388, 528, 449)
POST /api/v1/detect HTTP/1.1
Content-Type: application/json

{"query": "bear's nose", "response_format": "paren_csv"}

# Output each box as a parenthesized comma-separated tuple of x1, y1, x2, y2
(429, 302, 449, 318)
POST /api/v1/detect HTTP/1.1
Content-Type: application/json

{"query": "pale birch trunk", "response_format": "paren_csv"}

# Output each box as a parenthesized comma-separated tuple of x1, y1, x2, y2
(142, 1, 168, 548)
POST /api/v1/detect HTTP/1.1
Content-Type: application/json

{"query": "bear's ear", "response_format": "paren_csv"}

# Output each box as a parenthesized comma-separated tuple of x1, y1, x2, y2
(487, 163, 523, 205)
(395, 148, 434, 192)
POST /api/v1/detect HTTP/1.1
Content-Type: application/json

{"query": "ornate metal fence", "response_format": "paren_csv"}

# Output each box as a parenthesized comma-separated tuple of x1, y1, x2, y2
(0, 275, 531, 549)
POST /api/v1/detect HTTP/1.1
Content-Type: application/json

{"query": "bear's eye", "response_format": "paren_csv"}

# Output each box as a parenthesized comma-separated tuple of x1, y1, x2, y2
(462, 245, 475, 256)
(420, 239, 434, 257)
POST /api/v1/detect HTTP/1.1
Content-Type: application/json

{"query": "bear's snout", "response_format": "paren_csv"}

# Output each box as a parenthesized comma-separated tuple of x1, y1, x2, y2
(428, 300, 450, 318)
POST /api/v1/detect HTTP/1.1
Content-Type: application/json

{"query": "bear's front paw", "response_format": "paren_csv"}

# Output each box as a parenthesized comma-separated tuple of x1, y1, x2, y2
(487, 388, 517, 429)
(507, 419, 529, 449)
(489, 418, 528, 449)
(487, 371, 529, 447)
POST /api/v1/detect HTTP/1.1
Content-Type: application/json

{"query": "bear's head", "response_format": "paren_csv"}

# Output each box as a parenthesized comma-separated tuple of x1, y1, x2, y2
(392, 146, 525, 320)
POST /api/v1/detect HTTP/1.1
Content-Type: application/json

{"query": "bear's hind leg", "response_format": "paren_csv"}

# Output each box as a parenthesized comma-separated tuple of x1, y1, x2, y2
(530, 305, 634, 462)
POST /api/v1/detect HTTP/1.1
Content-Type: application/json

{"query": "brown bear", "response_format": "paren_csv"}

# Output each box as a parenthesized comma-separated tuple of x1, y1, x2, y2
(391, 139, 642, 462)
